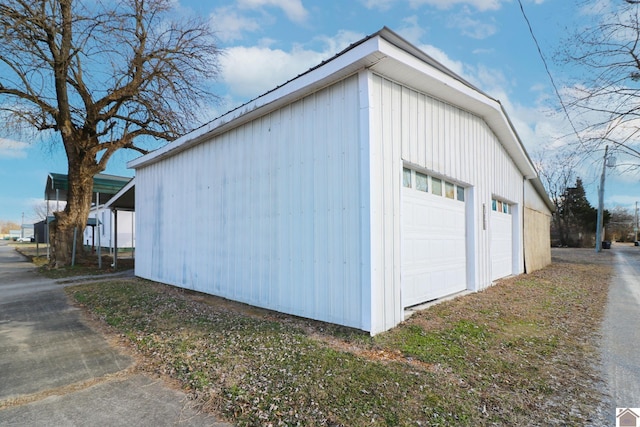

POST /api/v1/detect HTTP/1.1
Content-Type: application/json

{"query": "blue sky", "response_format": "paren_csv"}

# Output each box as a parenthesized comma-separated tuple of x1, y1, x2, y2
(0, 0, 637, 224)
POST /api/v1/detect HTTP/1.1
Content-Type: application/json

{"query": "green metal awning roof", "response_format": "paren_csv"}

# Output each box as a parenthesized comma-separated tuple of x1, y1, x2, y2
(45, 173, 132, 205)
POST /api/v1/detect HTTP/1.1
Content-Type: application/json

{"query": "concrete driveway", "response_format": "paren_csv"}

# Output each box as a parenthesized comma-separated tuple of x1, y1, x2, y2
(0, 241, 231, 426)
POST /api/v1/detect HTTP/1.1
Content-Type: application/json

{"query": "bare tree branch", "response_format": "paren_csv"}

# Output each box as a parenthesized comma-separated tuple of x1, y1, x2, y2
(560, 2, 640, 169)
(0, 0, 221, 266)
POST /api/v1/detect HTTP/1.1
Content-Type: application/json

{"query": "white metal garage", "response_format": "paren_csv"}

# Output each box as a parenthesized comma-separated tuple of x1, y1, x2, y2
(129, 28, 553, 335)
(401, 167, 467, 307)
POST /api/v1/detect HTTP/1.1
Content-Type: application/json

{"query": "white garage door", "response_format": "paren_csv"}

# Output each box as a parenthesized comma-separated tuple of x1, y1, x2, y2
(401, 169, 467, 308)
(490, 199, 513, 280)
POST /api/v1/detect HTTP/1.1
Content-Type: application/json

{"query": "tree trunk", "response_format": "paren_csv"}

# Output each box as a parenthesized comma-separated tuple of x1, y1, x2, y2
(49, 158, 98, 267)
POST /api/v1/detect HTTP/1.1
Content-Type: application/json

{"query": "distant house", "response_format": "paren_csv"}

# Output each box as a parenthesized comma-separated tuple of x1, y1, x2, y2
(21, 224, 34, 240)
(33, 219, 49, 244)
(83, 206, 135, 250)
(43, 172, 133, 254)
(128, 28, 553, 335)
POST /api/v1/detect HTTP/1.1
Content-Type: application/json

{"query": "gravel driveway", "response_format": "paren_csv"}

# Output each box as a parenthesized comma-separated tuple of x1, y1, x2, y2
(553, 244, 640, 426)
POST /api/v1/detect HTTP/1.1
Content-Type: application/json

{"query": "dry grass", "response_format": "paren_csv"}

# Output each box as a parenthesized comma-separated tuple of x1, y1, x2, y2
(66, 248, 612, 426)
(12, 243, 134, 277)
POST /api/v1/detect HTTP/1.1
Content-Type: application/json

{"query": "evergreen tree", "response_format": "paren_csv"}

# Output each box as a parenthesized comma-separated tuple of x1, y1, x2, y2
(553, 178, 610, 247)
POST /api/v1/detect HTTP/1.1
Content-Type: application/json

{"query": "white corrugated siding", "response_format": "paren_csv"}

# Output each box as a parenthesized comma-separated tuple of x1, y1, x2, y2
(368, 73, 524, 333)
(136, 75, 365, 329)
(135, 69, 531, 335)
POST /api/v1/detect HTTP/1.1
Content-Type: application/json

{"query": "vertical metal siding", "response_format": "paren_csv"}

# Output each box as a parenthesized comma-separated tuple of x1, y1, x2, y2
(135, 75, 364, 330)
(368, 74, 526, 328)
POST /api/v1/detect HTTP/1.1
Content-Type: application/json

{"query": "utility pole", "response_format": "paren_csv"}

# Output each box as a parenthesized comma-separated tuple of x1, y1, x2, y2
(633, 202, 638, 242)
(596, 145, 609, 253)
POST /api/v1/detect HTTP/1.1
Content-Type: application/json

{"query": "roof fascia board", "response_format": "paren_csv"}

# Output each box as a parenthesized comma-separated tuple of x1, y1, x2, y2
(375, 37, 495, 112)
(529, 176, 556, 212)
(373, 36, 537, 179)
(128, 27, 538, 180)
(104, 177, 136, 210)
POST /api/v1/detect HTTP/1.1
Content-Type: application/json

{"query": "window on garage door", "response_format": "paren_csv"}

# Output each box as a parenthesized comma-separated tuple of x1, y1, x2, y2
(402, 168, 464, 201)
(491, 198, 511, 214)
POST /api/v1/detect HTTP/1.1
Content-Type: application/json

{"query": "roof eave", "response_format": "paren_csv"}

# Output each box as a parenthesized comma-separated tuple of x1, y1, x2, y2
(128, 27, 538, 181)
(104, 177, 136, 210)
(128, 35, 387, 170)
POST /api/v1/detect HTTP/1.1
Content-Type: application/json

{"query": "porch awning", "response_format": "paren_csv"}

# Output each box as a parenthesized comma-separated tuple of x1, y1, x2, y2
(45, 173, 132, 205)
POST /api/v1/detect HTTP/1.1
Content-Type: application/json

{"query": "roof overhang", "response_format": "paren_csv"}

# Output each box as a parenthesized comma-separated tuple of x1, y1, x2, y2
(104, 178, 135, 211)
(529, 176, 556, 213)
(128, 27, 538, 179)
(45, 173, 132, 204)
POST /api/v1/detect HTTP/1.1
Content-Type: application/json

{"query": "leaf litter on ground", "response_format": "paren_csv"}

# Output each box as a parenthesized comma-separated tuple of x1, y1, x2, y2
(67, 248, 612, 426)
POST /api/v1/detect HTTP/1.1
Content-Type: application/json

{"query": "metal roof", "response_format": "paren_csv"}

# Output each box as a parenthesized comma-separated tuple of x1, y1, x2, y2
(127, 26, 551, 206)
(129, 27, 537, 177)
(45, 173, 132, 204)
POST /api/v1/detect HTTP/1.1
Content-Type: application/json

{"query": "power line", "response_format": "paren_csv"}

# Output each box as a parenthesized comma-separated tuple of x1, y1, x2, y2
(516, 0, 589, 153)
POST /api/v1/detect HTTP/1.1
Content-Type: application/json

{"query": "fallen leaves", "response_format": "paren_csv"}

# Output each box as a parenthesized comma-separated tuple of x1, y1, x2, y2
(66, 248, 612, 426)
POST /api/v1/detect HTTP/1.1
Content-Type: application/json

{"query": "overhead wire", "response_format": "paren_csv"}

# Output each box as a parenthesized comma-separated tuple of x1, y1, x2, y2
(516, 0, 594, 158)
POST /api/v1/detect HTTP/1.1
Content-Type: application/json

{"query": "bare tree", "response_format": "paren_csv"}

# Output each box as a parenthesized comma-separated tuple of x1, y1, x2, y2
(32, 200, 62, 222)
(0, 221, 21, 235)
(536, 150, 577, 245)
(560, 1, 640, 165)
(0, 0, 220, 266)
(607, 206, 635, 241)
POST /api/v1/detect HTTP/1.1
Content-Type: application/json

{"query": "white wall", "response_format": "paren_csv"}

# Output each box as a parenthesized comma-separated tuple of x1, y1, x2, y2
(133, 68, 535, 335)
(368, 72, 525, 333)
(84, 208, 136, 249)
(135, 75, 368, 330)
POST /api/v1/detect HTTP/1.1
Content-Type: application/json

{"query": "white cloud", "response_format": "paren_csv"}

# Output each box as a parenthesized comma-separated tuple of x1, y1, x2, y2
(238, 0, 309, 23)
(312, 30, 365, 56)
(397, 15, 426, 44)
(361, 0, 398, 10)
(607, 194, 639, 208)
(210, 6, 261, 43)
(220, 45, 323, 99)
(418, 43, 467, 78)
(0, 138, 28, 159)
(449, 13, 497, 39)
(220, 30, 364, 100)
(578, 0, 611, 16)
(363, 0, 505, 11)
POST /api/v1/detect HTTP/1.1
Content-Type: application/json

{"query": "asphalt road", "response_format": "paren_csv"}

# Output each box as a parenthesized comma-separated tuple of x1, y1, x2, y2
(600, 244, 640, 416)
(0, 240, 231, 426)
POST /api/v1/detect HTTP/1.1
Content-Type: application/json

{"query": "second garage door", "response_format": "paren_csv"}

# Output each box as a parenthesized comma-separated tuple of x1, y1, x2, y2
(490, 198, 513, 280)
(401, 168, 467, 308)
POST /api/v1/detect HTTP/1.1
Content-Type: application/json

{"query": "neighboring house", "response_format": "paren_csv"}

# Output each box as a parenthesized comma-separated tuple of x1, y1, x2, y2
(43, 172, 133, 255)
(83, 206, 135, 250)
(128, 28, 554, 335)
(21, 224, 34, 239)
